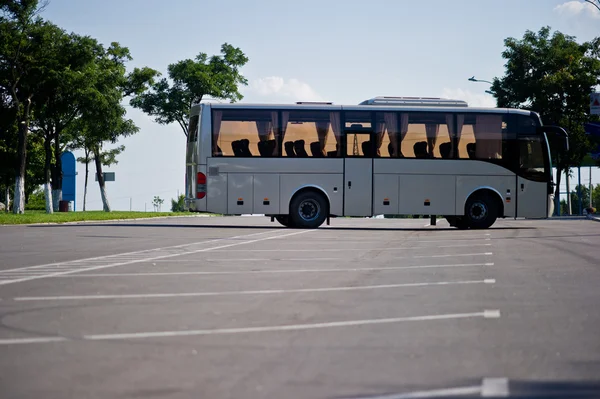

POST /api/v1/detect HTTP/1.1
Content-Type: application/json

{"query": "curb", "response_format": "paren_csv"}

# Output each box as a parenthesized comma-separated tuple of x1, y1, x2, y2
(0, 213, 221, 227)
(586, 214, 600, 222)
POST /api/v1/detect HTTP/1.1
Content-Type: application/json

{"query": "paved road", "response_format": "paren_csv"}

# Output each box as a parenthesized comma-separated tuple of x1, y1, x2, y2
(0, 216, 599, 398)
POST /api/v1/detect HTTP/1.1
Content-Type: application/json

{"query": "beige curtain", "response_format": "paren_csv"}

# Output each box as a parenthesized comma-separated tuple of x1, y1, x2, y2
(384, 113, 398, 157)
(425, 124, 439, 157)
(212, 111, 222, 155)
(330, 112, 342, 155)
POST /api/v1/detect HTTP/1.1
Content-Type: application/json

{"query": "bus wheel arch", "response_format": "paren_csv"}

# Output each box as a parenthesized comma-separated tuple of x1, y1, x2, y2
(463, 188, 503, 229)
(288, 187, 330, 229)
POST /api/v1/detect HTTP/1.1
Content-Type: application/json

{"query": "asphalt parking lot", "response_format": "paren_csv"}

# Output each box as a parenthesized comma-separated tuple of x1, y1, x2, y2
(0, 216, 599, 398)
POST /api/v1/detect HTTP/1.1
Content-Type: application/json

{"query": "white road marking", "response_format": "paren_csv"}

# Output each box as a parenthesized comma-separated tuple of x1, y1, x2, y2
(138, 253, 493, 263)
(14, 279, 495, 301)
(361, 376, 508, 399)
(360, 386, 481, 398)
(0, 230, 311, 286)
(482, 377, 509, 397)
(212, 243, 492, 252)
(0, 310, 499, 345)
(58, 263, 494, 277)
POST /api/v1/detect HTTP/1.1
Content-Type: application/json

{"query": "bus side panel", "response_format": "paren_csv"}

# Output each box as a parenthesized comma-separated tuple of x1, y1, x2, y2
(253, 174, 280, 215)
(207, 172, 227, 214)
(398, 175, 456, 215)
(280, 174, 343, 216)
(228, 174, 253, 214)
(373, 174, 399, 215)
(456, 176, 515, 217)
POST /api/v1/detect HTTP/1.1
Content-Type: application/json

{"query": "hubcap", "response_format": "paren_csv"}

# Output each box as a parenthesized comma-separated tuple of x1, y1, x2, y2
(469, 201, 488, 221)
(298, 199, 320, 222)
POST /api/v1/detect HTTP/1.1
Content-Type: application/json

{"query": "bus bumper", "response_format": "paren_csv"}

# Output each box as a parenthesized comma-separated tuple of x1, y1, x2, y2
(185, 198, 200, 212)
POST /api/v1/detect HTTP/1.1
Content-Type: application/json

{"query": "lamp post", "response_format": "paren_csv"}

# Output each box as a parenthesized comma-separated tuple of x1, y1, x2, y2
(468, 76, 496, 95)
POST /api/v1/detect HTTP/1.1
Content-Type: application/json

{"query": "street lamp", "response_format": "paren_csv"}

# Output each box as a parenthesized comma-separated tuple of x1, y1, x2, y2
(468, 76, 495, 95)
(468, 76, 493, 85)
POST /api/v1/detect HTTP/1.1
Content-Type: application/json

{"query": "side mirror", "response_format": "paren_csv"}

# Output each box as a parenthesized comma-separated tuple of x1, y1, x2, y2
(538, 126, 569, 152)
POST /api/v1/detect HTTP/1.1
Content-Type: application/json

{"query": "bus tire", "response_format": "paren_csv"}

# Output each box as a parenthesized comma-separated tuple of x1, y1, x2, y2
(275, 215, 293, 228)
(289, 190, 328, 229)
(464, 193, 497, 229)
(445, 216, 469, 230)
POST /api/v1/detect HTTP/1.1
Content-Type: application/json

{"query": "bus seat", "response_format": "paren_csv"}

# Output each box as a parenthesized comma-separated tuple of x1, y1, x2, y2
(467, 143, 476, 159)
(294, 140, 309, 157)
(258, 140, 276, 157)
(232, 140, 243, 157)
(310, 141, 324, 157)
(284, 141, 296, 157)
(267, 139, 276, 156)
(240, 139, 253, 157)
(414, 141, 429, 159)
(388, 142, 394, 157)
(440, 142, 451, 159)
(257, 141, 269, 157)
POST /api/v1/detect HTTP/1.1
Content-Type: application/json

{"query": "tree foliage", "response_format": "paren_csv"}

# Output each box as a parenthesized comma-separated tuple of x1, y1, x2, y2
(130, 43, 249, 136)
(491, 27, 600, 208)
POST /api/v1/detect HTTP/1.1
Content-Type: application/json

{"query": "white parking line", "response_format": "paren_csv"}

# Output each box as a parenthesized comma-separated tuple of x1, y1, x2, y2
(58, 263, 494, 277)
(482, 377, 509, 397)
(356, 376, 508, 398)
(0, 310, 500, 345)
(213, 243, 492, 252)
(140, 252, 493, 263)
(0, 230, 311, 286)
(14, 279, 496, 301)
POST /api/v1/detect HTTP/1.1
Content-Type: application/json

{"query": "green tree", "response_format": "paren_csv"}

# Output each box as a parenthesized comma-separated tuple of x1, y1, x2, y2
(130, 43, 249, 137)
(152, 196, 164, 212)
(33, 33, 105, 213)
(491, 27, 600, 212)
(73, 43, 157, 212)
(171, 194, 185, 212)
(0, 0, 55, 213)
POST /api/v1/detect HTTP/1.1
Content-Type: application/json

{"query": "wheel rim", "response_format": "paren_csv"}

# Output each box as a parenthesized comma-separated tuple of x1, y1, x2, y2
(469, 201, 488, 221)
(298, 199, 320, 222)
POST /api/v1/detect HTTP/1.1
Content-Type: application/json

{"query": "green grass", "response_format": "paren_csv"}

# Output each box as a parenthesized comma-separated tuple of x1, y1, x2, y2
(0, 210, 188, 225)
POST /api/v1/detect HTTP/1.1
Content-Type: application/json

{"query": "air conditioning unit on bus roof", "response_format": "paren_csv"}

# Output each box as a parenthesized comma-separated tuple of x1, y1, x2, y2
(360, 96, 468, 107)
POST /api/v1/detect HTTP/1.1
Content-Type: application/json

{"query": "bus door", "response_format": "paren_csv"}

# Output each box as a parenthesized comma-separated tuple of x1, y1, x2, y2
(344, 112, 373, 216)
(516, 134, 550, 218)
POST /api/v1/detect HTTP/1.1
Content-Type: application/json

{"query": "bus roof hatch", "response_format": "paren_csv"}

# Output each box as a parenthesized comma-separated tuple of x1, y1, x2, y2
(359, 96, 469, 107)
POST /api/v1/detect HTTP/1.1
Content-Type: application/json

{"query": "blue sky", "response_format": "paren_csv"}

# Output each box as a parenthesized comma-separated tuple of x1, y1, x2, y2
(42, 0, 600, 211)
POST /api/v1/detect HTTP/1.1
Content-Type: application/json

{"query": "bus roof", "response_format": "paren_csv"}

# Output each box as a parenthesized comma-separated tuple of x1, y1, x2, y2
(203, 102, 534, 117)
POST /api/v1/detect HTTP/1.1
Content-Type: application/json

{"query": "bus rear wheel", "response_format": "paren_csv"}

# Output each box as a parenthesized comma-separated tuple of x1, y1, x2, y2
(289, 191, 328, 229)
(464, 194, 498, 229)
(275, 215, 293, 228)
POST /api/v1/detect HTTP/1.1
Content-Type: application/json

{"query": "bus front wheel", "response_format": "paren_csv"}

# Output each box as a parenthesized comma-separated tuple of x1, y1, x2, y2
(275, 215, 293, 228)
(289, 191, 328, 229)
(464, 194, 498, 229)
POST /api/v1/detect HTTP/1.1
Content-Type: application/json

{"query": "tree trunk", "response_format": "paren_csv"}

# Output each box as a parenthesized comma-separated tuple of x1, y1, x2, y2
(93, 147, 110, 212)
(83, 152, 89, 212)
(52, 130, 62, 211)
(13, 119, 28, 214)
(43, 134, 53, 214)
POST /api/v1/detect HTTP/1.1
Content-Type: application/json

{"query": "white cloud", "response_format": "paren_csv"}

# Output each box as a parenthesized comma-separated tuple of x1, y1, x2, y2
(248, 76, 325, 103)
(440, 88, 496, 108)
(554, 1, 600, 19)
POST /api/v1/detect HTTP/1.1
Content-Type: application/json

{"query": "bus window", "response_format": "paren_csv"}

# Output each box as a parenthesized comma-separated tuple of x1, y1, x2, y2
(400, 112, 452, 159)
(188, 115, 199, 143)
(212, 110, 279, 157)
(282, 111, 342, 158)
(458, 114, 508, 160)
